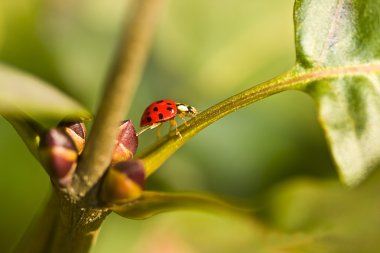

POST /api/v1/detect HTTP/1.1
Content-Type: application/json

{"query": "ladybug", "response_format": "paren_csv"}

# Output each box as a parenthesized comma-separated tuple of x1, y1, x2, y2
(137, 99, 198, 139)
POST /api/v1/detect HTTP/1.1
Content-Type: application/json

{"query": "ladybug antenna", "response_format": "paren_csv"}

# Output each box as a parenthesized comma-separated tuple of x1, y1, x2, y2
(136, 127, 150, 136)
(136, 123, 161, 136)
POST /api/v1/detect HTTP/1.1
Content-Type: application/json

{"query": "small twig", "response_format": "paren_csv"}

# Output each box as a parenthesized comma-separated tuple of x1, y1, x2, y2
(72, 0, 165, 196)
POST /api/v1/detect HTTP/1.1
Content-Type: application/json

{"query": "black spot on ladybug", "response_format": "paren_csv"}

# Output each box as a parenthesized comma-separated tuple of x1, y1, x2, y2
(153, 107, 159, 112)
(167, 102, 172, 105)
(147, 117, 152, 122)
(167, 107, 173, 111)
(156, 100, 164, 104)
(158, 113, 164, 119)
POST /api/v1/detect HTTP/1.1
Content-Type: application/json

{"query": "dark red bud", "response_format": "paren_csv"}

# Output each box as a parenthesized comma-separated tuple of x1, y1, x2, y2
(100, 160, 145, 205)
(112, 160, 145, 188)
(39, 128, 76, 150)
(111, 120, 138, 164)
(39, 129, 78, 187)
(58, 120, 86, 155)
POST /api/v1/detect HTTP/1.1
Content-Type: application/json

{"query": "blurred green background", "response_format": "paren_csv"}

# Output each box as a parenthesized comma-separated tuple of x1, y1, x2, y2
(2, 0, 378, 252)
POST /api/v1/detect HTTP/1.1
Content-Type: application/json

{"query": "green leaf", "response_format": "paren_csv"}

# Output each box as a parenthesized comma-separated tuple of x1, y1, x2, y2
(0, 63, 91, 120)
(295, 0, 380, 185)
(112, 191, 247, 220)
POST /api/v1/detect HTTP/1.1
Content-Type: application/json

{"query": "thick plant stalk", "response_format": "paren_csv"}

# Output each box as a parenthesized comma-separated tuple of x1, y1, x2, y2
(46, 196, 109, 253)
(71, 0, 164, 197)
(15, 191, 109, 253)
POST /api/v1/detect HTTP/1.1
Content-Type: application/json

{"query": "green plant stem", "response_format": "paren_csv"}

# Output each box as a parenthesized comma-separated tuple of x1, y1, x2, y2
(46, 199, 108, 253)
(139, 63, 380, 176)
(14, 192, 109, 253)
(14, 190, 109, 253)
(72, 0, 164, 196)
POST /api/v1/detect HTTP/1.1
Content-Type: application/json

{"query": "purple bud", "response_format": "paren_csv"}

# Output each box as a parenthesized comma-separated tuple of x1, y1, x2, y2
(58, 120, 86, 155)
(39, 128, 76, 150)
(100, 160, 145, 205)
(111, 120, 138, 164)
(39, 129, 78, 187)
(112, 160, 145, 188)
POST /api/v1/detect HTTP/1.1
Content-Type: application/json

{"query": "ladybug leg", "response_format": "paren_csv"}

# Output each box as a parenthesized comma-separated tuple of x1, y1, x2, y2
(155, 123, 163, 139)
(169, 118, 182, 139)
(178, 113, 190, 127)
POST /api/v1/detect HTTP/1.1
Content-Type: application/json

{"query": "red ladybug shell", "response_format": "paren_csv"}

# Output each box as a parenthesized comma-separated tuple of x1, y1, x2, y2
(140, 100, 178, 127)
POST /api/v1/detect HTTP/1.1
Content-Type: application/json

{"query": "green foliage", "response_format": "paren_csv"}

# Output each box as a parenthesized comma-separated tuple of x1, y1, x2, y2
(294, 0, 380, 67)
(0, 63, 91, 120)
(295, 0, 380, 185)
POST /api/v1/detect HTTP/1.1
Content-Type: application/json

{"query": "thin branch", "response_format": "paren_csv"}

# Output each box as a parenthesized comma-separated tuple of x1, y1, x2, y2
(72, 0, 165, 196)
(139, 63, 380, 176)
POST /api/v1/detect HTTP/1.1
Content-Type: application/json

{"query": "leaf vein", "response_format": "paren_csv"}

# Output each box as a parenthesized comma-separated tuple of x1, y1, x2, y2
(318, 0, 346, 62)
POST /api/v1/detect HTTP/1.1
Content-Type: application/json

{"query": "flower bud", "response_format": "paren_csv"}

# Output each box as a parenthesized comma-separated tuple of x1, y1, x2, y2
(39, 128, 78, 187)
(111, 120, 138, 164)
(57, 120, 86, 155)
(100, 160, 145, 205)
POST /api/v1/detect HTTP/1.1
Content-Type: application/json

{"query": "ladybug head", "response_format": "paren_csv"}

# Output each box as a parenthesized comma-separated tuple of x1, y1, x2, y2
(176, 103, 198, 117)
